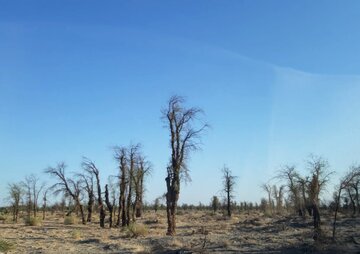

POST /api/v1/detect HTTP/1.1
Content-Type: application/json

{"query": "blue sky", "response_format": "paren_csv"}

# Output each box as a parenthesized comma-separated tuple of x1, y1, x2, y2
(1, 0, 360, 205)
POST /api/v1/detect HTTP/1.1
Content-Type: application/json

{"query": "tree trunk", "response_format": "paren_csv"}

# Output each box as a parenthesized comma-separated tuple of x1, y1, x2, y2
(332, 188, 342, 241)
(105, 185, 113, 228)
(312, 200, 321, 241)
(227, 189, 231, 217)
(347, 188, 356, 216)
(77, 200, 86, 225)
(87, 193, 94, 222)
(166, 173, 179, 235)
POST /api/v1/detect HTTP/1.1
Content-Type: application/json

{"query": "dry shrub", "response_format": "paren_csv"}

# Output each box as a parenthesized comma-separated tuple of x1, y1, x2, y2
(64, 216, 77, 225)
(127, 223, 148, 238)
(24, 217, 41, 226)
(0, 239, 15, 253)
(71, 230, 82, 240)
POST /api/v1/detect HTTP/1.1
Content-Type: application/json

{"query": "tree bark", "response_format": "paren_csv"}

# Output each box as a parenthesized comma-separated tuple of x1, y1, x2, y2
(105, 184, 113, 228)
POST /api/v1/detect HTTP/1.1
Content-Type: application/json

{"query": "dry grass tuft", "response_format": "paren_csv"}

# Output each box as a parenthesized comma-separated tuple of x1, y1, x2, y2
(64, 216, 77, 225)
(127, 223, 148, 238)
(71, 230, 83, 240)
(0, 239, 15, 253)
(24, 217, 42, 226)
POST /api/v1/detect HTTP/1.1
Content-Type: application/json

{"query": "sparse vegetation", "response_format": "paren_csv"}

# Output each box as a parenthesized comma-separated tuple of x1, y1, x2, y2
(0, 239, 15, 253)
(127, 223, 148, 238)
(64, 216, 77, 225)
(24, 216, 42, 226)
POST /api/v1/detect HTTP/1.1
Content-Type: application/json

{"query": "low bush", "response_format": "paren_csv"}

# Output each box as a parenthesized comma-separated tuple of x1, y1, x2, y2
(127, 223, 148, 238)
(64, 216, 77, 225)
(0, 239, 15, 253)
(24, 217, 41, 226)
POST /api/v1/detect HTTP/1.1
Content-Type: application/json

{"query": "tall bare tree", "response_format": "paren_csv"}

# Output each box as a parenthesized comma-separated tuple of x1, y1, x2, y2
(332, 165, 360, 240)
(307, 155, 333, 240)
(22, 174, 45, 218)
(8, 183, 22, 223)
(261, 183, 273, 215)
(222, 166, 237, 217)
(127, 144, 140, 225)
(133, 155, 151, 218)
(162, 95, 208, 235)
(276, 165, 302, 215)
(82, 158, 105, 228)
(78, 170, 95, 222)
(114, 146, 128, 227)
(104, 184, 114, 228)
(45, 162, 86, 224)
(42, 188, 49, 220)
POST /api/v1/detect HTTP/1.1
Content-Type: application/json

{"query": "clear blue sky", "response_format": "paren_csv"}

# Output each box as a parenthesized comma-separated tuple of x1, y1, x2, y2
(1, 0, 360, 205)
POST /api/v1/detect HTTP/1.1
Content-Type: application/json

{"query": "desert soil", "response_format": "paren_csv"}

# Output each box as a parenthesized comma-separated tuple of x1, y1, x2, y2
(0, 210, 359, 253)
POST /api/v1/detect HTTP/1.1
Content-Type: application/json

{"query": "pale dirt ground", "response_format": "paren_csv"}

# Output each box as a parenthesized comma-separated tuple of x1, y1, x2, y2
(0, 210, 359, 253)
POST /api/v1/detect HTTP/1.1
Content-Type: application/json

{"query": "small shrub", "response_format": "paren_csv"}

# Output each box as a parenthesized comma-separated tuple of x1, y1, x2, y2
(71, 230, 82, 240)
(25, 217, 41, 226)
(64, 216, 77, 225)
(127, 223, 148, 238)
(0, 214, 6, 222)
(0, 239, 15, 253)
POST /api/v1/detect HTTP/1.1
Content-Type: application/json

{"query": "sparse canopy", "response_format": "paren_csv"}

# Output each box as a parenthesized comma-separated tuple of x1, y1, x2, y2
(222, 166, 237, 217)
(162, 95, 208, 235)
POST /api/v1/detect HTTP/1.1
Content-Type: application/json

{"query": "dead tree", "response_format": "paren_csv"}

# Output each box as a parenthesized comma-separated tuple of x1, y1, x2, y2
(105, 184, 114, 228)
(276, 166, 303, 215)
(22, 174, 45, 218)
(114, 146, 128, 227)
(222, 166, 237, 217)
(211, 196, 220, 214)
(261, 183, 273, 215)
(78, 171, 95, 222)
(127, 144, 140, 225)
(162, 95, 208, 235)
(82, 158, 105, 228)
(8, 183, 22, 223)
(42, 188, 48, 220)
(45, 163, 86, 224)
(332, 165, 360, 241)
(133, 155, 151, 218)
(307, 155, 333, 240)
(272, 185, 285, 214)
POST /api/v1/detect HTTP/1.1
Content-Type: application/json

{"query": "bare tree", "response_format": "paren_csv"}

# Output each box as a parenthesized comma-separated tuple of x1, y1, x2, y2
(22, 174, 45, 218)
(162, 95, 208, 235)
(272, 185, 285, 214)
(127, 144, 140, 225)
(211, 196, 220, 214)
(222, 166, 237, 217)
(8, 183, 23, 223)
(332, 165, 360, 241)
(78, 170, 95, 223)
(307, 155, 334, 240)
(104, 184, 114, 228)
(82, 158, 105, 228)
(45, 162, 86, 224)
(42, 188, 49, 220)
(114, 146, 128, 227)
(276, 165, 303, 215)
(261, 183, 273, 215)
(133, 155, 151, 218)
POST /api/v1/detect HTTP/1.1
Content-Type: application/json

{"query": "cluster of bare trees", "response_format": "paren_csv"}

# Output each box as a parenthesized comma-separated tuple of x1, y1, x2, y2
(260, 156, 360, 242)
(260, 156, 333, 239)
(113, 144, 151, 228)
(43, 146, 151, 229)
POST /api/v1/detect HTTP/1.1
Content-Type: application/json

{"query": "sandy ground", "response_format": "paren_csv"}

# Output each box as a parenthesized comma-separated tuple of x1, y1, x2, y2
(0, 210, 359, 253)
